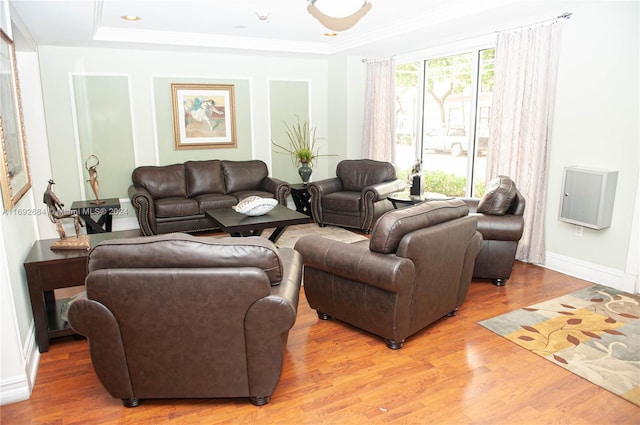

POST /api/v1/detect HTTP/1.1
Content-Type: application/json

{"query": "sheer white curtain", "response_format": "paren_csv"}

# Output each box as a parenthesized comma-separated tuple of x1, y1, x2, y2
(362, 57, 396, 161)
(487, 20, 564, 265)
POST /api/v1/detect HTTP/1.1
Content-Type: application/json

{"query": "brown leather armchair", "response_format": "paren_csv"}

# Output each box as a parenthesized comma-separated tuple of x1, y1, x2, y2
(295, 199, 482, 349)
(462, 175, 526, 286)
(68, 233, 302, 407)
(309, 159, 406, 233)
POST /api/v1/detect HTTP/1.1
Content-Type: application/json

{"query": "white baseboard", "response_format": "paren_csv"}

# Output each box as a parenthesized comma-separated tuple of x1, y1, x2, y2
(544, 251, 639, 294)
(0, 327, 39, 406)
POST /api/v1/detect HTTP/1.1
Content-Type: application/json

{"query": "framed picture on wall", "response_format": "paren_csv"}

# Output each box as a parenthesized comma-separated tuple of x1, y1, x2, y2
(171, 83, 237, 149)
(0, 29, 31, 209)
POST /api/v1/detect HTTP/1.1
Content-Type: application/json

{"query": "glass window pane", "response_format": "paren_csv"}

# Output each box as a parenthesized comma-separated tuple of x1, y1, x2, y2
(472, 48, 495, 197)
(394, 62, 420, 183)
(422, 52, 473, 197)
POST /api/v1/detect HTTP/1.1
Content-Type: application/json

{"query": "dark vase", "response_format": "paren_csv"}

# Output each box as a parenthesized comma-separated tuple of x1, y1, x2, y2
(298, 161, 312, 184)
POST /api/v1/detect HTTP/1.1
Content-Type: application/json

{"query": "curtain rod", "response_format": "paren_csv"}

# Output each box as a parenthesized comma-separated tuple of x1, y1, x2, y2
(498, 11, 572, 34)
(361, 12, 572, 63)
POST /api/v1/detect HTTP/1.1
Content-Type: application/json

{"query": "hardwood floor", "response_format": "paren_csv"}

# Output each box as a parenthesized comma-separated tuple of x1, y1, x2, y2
(2, 262, 639, 424)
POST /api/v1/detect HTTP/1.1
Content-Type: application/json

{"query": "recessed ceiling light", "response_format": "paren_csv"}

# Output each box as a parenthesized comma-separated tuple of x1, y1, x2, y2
(121, 15, 141, 21)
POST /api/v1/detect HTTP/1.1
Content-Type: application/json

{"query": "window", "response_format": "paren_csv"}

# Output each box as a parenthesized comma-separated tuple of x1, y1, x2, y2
(394, 48, 495, 197)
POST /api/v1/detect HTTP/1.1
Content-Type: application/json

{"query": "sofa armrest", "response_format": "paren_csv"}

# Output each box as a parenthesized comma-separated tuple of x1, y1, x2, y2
(261, 177, 290, 205)
(128, 184, 157, 236)
(294, 235, 415, 293)
(67, 294, 135, 400)
(363, 178, 407, 202)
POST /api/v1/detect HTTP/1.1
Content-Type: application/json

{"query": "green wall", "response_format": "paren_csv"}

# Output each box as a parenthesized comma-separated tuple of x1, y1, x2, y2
(72, 75, 135, 200)
(269, 80, 309, 184)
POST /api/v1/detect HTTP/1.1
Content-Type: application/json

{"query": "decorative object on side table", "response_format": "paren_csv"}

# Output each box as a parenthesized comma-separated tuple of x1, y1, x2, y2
(43, 179, 88, 250)
(409, 158, 424, 196)
(84, 155, 104, 204)
(272, 116, 336, 184)
(233, 196, 278, 216)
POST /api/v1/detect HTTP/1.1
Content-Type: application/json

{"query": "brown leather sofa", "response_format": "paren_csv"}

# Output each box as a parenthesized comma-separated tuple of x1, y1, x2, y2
(461, 175, 525, 286)
(308, 159, 405, 233)
(295, 199, 482, 349)
(129, 159, 290, 235)
(68, 233, 302, 407)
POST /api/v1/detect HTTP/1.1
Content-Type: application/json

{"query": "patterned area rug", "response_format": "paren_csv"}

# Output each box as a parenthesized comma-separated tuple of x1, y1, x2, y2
(262, 222, 368, 248)
(479, 284, 640, 407)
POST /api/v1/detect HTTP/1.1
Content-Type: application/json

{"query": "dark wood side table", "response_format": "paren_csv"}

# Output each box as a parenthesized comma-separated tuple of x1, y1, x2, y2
(24, 230, 140, 352)
(70, 198, 121, 234)
(290, 183, 312, 217)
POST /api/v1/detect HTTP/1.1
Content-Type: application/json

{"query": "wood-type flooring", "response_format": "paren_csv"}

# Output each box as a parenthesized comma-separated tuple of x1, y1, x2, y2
(2, 262, 639, 424)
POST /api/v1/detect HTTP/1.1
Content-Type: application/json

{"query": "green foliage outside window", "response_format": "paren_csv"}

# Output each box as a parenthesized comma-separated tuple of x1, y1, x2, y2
(396, 168, 486, 198)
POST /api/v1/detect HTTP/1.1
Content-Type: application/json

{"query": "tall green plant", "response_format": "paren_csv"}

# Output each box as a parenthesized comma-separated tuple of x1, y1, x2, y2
(272, 116, 335, 167)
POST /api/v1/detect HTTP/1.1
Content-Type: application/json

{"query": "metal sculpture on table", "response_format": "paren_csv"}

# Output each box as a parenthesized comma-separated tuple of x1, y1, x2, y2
(43, 179, 88, 250)
(85, 155, 104, 204)
(409, 159, 424, 196)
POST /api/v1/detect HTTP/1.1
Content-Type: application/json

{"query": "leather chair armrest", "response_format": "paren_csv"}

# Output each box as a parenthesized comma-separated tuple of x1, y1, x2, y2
(128, 184, 157, 236)
(473, 213, 524, 241)
(363, 179, 407, 201)
(309, 177, 343, 195)
(261, 177, 291, 205)
(309, 178, 343, 223)
(68, 295, 135, 400)
(244, 247, 302, 397)
(294, 236, 415, 293)
(461, 197, 480, 213)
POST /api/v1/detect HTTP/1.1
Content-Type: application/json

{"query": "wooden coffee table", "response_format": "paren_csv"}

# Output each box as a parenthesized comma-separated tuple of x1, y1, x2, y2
(205, 204, 310, 243)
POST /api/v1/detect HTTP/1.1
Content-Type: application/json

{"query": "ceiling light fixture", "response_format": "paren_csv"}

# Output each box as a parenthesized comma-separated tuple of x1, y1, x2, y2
(307, 0, 372, 32)
(121, 15, 141, 21)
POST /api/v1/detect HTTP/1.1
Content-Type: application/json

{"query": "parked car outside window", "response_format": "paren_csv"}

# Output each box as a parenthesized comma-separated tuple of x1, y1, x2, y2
(423, 126, 487, 156)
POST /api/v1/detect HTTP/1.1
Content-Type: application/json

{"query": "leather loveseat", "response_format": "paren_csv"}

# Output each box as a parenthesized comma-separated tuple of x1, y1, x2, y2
(68, 233, 302, 407)
(295, 199, 483, 349)
(129, 159, 290, 235)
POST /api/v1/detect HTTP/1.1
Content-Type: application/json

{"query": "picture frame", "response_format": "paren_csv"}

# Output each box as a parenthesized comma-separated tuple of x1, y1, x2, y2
(171, 83, 237, 149)
(0, 30, 31, 209)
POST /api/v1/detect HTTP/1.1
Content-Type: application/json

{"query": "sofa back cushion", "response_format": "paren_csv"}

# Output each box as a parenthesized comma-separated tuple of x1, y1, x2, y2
(337, 159, 396, 192)
(88, 233, 284, 284)
(369, 199, 469, 254)
(132, 164, 186, 199)
(477, 175, 518, 215)
(222, 160, 268, 194)
(185, 160, 225, 197)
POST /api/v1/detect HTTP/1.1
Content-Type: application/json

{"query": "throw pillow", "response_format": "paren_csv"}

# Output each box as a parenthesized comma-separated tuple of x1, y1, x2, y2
(477, 175, 517, 215)
(233, 196, 278, 216)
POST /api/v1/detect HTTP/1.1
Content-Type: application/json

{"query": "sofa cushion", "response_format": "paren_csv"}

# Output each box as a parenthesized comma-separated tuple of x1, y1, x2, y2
(336, 159, 396, 192)
(154, 197, 199, 218)
(88, 233, 284, 284)
(132, 164, 187, 199)
(185, 160, 225, 197)
(222, 160, 268, 194)
(477, 175, 517, 215)
(370, 199, 469, 254)
(195, 193, 237, 213)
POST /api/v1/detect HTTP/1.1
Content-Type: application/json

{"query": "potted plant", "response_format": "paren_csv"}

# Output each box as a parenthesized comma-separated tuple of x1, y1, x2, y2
(272, 116, 335, 184)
